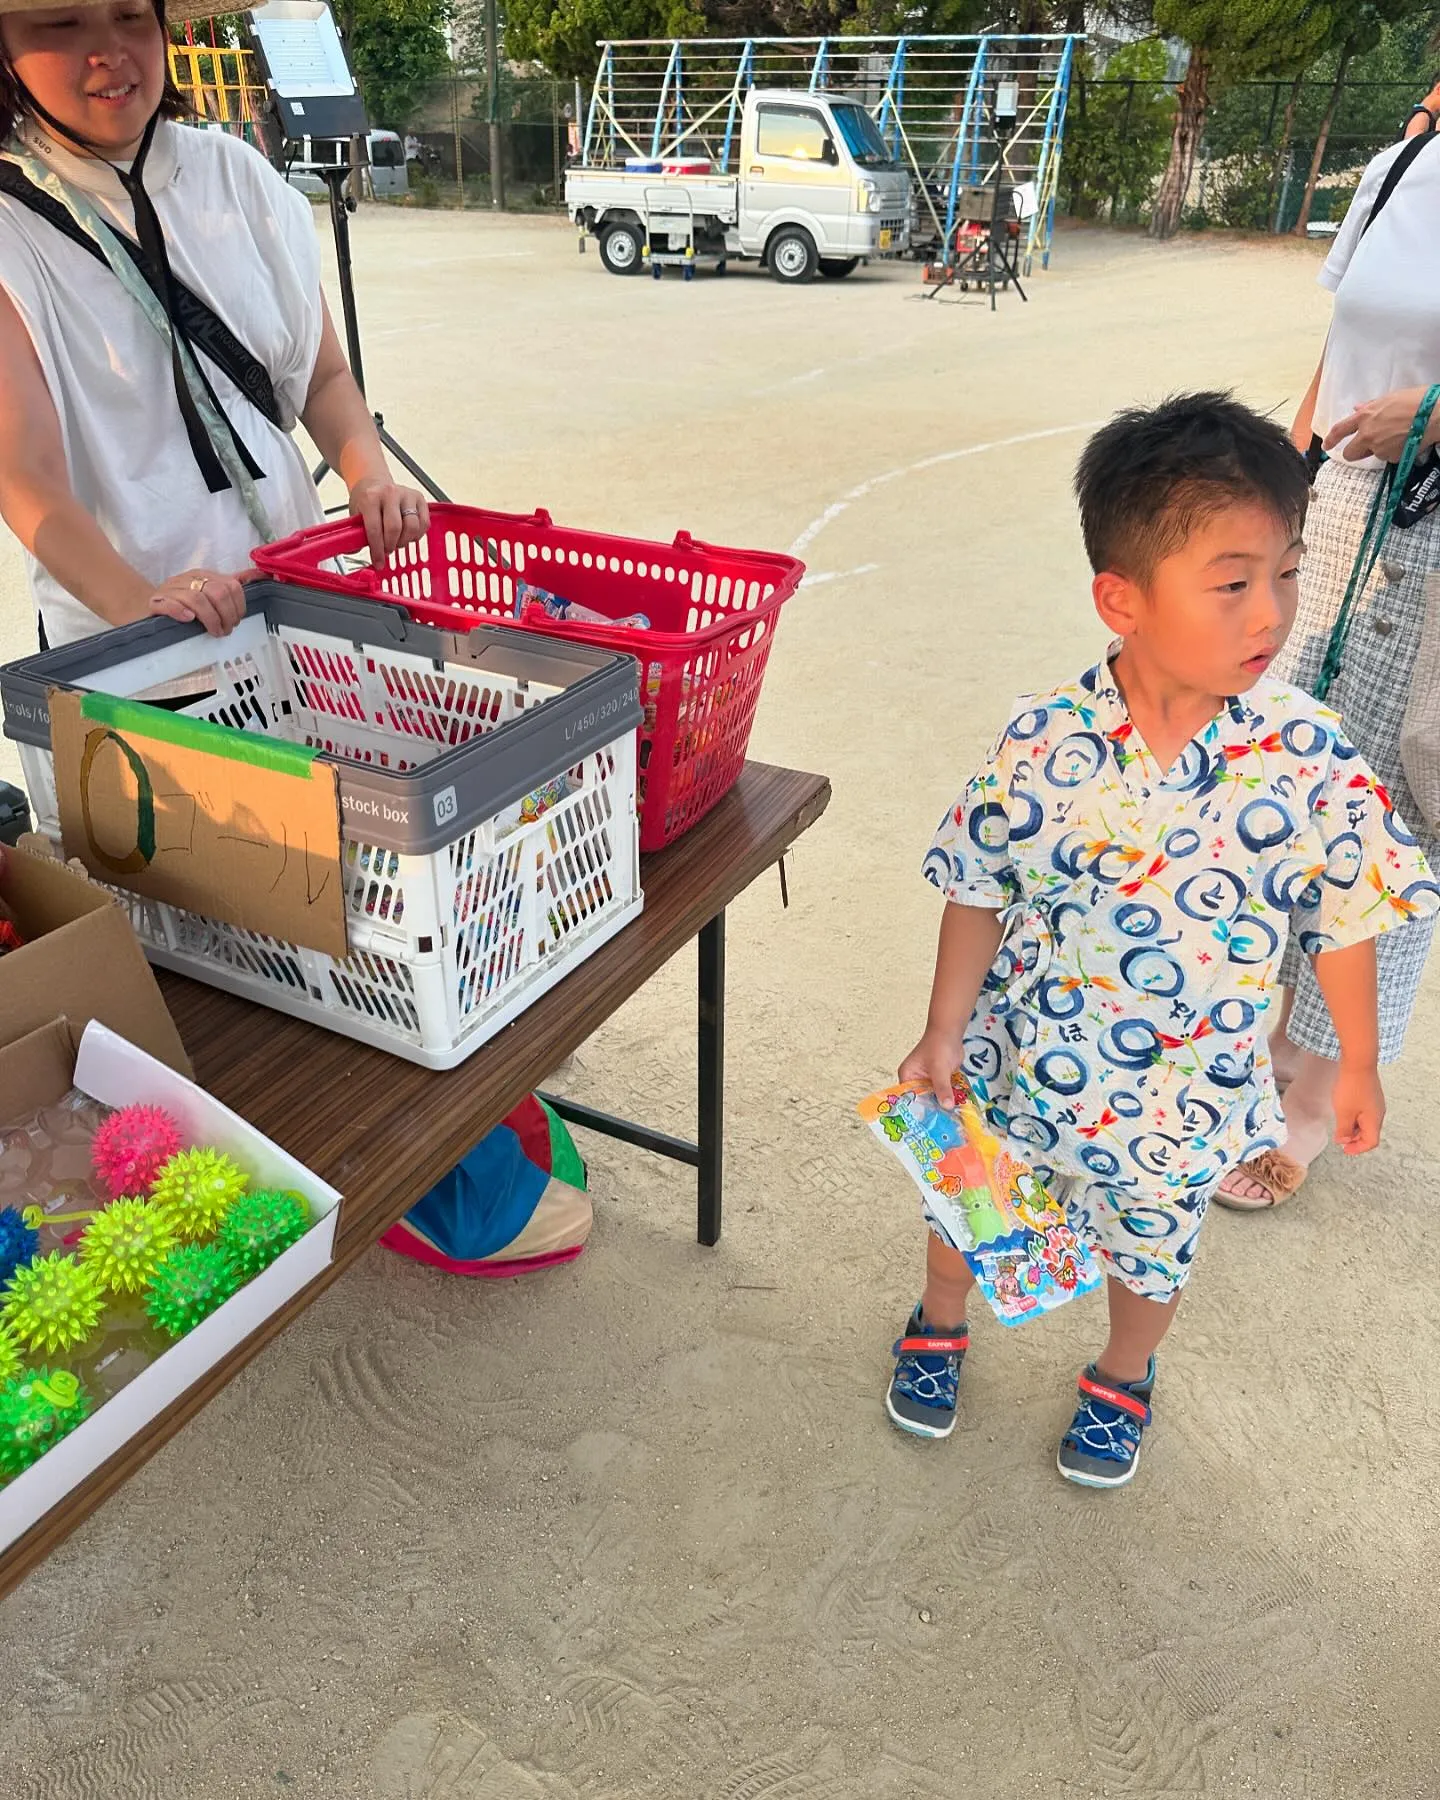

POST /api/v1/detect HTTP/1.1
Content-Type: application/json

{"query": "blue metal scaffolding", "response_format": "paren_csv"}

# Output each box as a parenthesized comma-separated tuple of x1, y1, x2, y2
(580, 34, 1080, 272)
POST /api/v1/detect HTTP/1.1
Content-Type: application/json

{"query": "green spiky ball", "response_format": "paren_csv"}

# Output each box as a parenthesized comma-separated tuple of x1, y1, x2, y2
(0, 1367, 92, 1482)
(151, 1148, 249, 1242)
(79, 1197, 179, 1296)
(0, 1326, 21, 1387)
(146, 1243, 241, 1339)
(0, 1253, 105, 1355)
(216, 1190, 311, 1280)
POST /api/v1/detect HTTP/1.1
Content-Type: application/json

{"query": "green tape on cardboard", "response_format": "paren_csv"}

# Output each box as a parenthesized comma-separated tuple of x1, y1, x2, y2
(78, 690, 322, 778)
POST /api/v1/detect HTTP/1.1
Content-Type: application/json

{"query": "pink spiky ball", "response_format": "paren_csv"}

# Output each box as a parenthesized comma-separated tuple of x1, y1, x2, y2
(91, 1105, 184, 1201)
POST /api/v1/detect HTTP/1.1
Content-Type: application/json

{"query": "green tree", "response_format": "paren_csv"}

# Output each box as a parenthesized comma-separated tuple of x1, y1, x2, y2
(502, 0, 702, 82)
(1063, 37, 1175, 221)
(1147, 1, 1339, 239)
(336, 0, 451, 129)
(1289, 0, 1436, 234)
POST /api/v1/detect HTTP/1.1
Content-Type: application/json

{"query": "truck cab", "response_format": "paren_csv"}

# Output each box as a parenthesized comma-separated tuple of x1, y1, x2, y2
(567, 88, 911, 282)
(734, 91, 910, 274)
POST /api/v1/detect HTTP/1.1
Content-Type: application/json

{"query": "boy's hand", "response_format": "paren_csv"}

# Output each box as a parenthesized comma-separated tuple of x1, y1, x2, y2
(899, 1030, 967, 1112)
(1333, 1064, 1385, 1155)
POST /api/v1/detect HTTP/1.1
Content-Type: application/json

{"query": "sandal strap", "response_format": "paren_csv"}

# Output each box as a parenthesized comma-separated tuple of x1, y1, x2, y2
(1077, 1372, 1151, 1425)
(894, 1332, 969, 1357)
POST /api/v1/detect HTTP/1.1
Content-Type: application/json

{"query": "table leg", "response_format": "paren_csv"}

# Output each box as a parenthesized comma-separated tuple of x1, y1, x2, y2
(697, 910, 726, 1246)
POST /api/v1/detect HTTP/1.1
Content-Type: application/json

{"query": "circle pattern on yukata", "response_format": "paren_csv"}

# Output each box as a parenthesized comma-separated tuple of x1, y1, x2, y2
(1100, 1019, 1163, 1070)
(1108, 1090, 1145, 1118)
(1079, 1144, 1122, 1178)
(1128, 1133, 1183, 1177)
(968, 802, 1010, 853)
(1404, 877, 1440, 905)
(1179, 1091, 1222, 1135)
(1236, 798, 1295, 852)
(1203, 1050, 1254, 1089)
(1114, 901, 1163, 938)
(1044, 732, 1108, 788)
(1034, 1049, 1088, 1095)
(1209, 997, 1256, 1034)
(1008, 1112, 1060, 1151)
(1167, 741, 1216, 791)
(1005, 1012, 1038, 1049)
(1225, 915, 1279, 963)
(1175, 867, 1247, 920)
(922, 846, 952, 888)
(1036, 977, 1084, 1020)
(1280, 718, 1329, 758)
(1092, 844, 1141, 884)
(1058, 841, 1091, 883)
(1008, 708, 1050, 741)
(1385, 806, 1420, 847)
(1116, 1204, 1182, 1240)
(962, 1035, 1002, 1080)
(1119, 946, 1186, 997)
(1164, 827, 1201, 858)
(1008, 790, 1045, 842)
(1261, 856, 1323, 911)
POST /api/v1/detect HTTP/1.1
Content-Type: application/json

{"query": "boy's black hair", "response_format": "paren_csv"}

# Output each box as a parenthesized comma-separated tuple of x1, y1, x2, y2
(1074, 391, 1311, 582)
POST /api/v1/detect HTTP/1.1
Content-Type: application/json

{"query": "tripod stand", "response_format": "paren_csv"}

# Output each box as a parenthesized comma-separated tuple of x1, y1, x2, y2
(310, 166, 450, 504)
(980, 111, 1027, 313)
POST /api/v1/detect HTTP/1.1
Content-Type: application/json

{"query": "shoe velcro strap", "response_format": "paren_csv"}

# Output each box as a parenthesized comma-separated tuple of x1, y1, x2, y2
(896, 1333, 968, 1357)
(1078, 1373, 1151, 1424)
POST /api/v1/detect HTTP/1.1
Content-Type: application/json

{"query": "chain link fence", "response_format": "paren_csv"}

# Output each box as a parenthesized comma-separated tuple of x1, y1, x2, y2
(390, 65, 582, 210)
(1065, 69, 1418, 235)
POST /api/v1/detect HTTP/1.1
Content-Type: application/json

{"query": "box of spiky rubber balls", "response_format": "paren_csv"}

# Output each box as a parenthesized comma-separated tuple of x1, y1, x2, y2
(0, 1017, 340, 1551)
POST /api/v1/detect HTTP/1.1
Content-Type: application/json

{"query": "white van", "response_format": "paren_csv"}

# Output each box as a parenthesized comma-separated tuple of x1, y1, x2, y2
(283, 130, 409, 199)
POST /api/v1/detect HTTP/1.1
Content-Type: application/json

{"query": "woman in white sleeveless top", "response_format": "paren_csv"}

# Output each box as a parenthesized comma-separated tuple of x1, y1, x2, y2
(0, 0, 429, 649)
(1220, 86, 1440, 1207)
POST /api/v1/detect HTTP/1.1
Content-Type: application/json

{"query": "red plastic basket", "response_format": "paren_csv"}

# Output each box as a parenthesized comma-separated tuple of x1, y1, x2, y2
(253, 505, 804, 852)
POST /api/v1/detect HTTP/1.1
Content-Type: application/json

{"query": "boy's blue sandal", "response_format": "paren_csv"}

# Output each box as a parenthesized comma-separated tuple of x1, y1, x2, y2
(886, 1305, 968, 1440)
(1057, 1359, 1155, 1488)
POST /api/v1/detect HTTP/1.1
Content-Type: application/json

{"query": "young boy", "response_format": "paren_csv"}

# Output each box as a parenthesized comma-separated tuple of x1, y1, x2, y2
(889, 392, 1440, 1487)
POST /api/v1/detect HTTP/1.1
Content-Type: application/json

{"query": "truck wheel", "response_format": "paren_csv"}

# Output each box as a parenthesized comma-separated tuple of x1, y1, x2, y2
(819, 257, 860, 279)
(768, 227, 818, 284)
(599, 221, 645, 276)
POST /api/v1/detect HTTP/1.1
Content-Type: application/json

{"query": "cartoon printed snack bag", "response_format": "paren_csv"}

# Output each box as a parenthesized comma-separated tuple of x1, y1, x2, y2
(858, 1073, 1102, 1326)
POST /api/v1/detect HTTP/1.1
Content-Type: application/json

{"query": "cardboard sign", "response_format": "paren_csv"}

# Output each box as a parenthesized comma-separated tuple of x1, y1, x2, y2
(50, 689, 348, 959)
(0, 843, 191, 1075)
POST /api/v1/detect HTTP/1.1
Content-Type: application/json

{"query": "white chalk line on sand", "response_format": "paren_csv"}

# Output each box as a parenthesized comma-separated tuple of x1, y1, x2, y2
(787, 419, 1104, 557)
(801, 563, 881, 589)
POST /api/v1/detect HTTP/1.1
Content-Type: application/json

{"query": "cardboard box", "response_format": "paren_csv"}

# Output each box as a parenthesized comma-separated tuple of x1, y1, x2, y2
(0, 1019, 341, 1553)
(0, 843, 190, 1075)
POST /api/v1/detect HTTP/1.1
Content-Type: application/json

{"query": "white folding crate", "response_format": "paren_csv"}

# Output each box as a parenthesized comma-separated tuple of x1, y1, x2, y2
(2, 586, 644, 1068)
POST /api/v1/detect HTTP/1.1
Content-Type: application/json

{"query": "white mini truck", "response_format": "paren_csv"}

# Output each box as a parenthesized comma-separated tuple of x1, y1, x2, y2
(566, 88, 912, 282)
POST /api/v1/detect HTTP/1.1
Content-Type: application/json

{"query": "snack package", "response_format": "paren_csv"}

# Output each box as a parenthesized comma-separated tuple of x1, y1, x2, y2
(514, 580, 650, 632)
(858, 1074, 1102, 1326)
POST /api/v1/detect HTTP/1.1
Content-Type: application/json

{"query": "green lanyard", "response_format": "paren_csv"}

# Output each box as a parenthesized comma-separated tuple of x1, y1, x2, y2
(1315, 382, 1440, 701)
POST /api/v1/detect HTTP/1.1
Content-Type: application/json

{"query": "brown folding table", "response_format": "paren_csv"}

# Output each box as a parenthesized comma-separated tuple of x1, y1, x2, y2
(0, 761, 830, 1598)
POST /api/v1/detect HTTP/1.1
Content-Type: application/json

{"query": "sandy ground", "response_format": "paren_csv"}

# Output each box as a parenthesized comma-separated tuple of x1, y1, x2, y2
(2, 212, 1438, 1800)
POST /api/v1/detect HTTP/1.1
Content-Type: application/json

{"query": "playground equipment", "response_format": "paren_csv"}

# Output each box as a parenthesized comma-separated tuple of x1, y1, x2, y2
(580, 33, 1079, 275)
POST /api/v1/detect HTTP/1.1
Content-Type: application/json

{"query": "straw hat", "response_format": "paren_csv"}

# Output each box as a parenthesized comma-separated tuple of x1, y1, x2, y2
(0, 0, 246, 21)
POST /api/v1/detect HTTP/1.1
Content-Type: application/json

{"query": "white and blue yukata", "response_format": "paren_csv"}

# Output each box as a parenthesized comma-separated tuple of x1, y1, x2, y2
(926, 655, 1440, 1300)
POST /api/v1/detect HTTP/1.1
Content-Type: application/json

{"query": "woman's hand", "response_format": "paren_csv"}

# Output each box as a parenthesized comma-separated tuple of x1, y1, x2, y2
(1324, 385, 1440, 462)
(148, 568, 253, 636)
(348, 475, 430, 568)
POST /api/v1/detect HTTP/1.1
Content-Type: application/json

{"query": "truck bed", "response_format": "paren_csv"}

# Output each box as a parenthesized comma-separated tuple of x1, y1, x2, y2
(566, 168, 740, 227)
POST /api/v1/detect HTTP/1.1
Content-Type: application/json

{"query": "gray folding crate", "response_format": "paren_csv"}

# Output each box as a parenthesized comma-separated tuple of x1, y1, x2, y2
(1, 581, 644, 1067)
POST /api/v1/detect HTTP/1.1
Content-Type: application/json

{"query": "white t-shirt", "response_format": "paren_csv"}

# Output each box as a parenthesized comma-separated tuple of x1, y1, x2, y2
(0, 120, 326, 646)
(1314, 134, 1440, 467)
